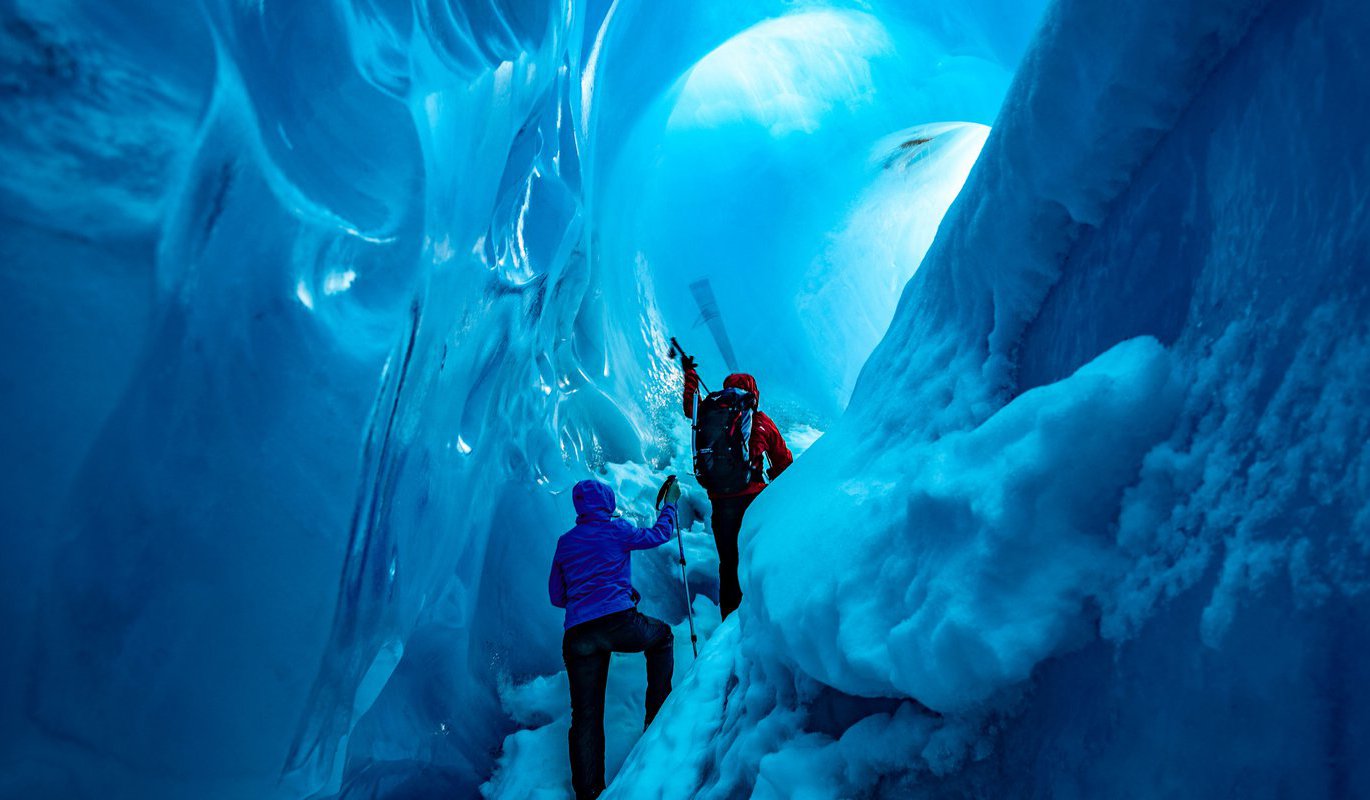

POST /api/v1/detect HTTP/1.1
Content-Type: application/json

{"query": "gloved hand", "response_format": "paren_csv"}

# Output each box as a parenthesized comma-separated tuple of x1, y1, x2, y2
(662, 477, 681, 506)
(681, 355, 697, 372)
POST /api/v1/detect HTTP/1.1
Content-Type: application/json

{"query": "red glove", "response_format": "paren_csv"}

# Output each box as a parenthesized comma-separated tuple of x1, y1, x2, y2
(682, 361, 701, 418)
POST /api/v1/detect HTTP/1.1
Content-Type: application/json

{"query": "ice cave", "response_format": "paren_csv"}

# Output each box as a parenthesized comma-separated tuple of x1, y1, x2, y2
(1, 0, 1367, 797)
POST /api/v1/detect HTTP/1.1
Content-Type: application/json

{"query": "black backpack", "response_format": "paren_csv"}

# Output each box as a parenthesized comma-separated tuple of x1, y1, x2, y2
(692, 387, 759, 495)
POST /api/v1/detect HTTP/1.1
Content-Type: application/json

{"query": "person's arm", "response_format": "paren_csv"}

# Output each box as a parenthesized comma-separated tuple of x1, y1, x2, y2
(549, 553, 568, 608)
(762, 415, 794, 480)
(681, 357, 700, 420)
(616, 504, 678, 550)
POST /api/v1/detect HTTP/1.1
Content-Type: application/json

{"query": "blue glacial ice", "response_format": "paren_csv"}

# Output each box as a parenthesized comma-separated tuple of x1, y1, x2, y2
(0, 0, 1366, 798)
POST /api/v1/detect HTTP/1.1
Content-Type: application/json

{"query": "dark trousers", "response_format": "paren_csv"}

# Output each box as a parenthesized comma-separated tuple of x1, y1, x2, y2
(710, 492, 758, 620)
(563, 608, 674, 800)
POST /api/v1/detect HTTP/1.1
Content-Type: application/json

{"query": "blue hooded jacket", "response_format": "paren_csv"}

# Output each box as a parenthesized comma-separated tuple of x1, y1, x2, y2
(549, 480, 678, 629)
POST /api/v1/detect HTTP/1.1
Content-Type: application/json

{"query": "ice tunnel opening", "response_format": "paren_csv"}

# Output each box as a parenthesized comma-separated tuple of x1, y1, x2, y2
(592, 5, 1028, 424)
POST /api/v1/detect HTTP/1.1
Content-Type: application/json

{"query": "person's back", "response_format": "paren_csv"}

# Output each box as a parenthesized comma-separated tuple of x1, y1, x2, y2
(682, 370, 793, 502)
(551, 481, 672, 629)
(549, 479, 679, 800)
(680, 361, 793, 619)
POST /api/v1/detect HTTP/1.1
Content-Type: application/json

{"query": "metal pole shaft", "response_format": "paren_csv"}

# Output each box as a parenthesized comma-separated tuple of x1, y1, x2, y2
(675, 514, 698, 658)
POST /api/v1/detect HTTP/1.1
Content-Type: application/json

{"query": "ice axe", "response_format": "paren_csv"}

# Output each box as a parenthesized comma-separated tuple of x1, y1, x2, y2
(668, 337, 705, 465)
(656, 474, 698, 658)
(668, 336, 710, 394)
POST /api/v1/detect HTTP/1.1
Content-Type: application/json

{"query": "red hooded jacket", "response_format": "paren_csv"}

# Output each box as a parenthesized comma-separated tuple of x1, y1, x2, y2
(683, 370, 794, 499)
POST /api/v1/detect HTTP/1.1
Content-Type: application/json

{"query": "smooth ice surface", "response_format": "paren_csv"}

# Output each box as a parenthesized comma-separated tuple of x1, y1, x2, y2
(3, 0, 1367, 798)
(594, 2, 1030, 417)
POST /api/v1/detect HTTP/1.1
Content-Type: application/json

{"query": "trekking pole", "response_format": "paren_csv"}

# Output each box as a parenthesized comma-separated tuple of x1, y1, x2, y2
(657, 475, 698, 658)
(674, 510, 698, 659)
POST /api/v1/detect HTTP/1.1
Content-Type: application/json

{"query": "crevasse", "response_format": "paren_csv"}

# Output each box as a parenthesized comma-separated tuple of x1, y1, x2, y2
(1, 0, 1366, 799)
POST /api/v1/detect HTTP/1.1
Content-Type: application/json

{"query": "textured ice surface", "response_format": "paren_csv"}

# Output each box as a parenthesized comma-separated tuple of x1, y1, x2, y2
(3, 0, 1367, 798)
(618, 0, 1370, 796)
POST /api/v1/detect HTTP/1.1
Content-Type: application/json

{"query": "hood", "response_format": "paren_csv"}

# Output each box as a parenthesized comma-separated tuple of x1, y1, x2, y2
(572, 479, 616, 520)
(724, 373, 759, 404)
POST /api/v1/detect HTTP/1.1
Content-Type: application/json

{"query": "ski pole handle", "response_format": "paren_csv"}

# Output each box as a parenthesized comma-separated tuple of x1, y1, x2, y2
(655, 474, 678, 510)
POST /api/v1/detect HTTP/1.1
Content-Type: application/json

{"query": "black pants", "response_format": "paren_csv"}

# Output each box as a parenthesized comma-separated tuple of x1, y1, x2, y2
(563, 609, 674, 800)
(711, 492, 758, 620)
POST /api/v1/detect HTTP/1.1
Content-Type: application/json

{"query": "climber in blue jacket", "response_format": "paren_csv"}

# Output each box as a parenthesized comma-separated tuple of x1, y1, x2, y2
(549, 478, 680, 800)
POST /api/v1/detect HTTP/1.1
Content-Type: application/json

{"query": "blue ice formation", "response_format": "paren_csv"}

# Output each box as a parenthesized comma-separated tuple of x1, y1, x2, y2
(1, 0, 1366, 798)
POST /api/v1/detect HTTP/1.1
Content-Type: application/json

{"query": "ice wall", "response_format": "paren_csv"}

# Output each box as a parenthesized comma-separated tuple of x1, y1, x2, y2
(614, 0, 1370, 796)
(0, 1, 1044, 799)
(1, 1, 613, 797)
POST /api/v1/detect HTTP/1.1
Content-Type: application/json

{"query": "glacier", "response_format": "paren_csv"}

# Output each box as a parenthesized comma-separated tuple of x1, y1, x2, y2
(1, 0, 1366, 798)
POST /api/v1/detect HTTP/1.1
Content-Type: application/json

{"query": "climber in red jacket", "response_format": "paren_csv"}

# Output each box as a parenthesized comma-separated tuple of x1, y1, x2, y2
(681, 356, 793, 619)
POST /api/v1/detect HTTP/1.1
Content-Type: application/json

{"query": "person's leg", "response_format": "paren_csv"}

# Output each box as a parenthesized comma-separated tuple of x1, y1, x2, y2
(564, 627, 611, 800)
(640, 615, 674, 726)
(711, 498, 742, 619)
(711, 494, 756, 619)
(598, 610, 675, 728)
(586, 654, 610, 796)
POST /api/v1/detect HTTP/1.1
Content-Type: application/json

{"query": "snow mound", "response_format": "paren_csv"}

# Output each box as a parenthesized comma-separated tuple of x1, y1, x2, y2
(751, 337, 1179, 710)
